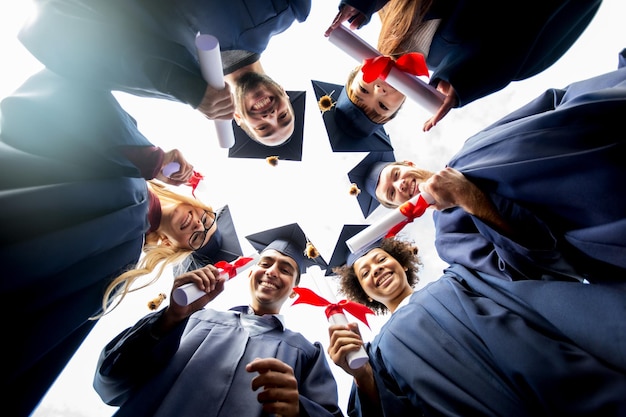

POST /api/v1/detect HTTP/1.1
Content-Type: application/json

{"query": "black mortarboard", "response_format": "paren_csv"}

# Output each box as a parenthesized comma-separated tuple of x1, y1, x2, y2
(326, 224, 381, 276)
(311, 80, 393, 152)
(245, 223, 328, 274)
(173, 205, 243, 275)
(228, 91, 305, 161)
(348, 151, 396, 218)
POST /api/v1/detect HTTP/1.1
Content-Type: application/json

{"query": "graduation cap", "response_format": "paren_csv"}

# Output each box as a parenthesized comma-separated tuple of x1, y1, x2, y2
(228, 91, 306, 161)
(311, 80, 393, 152)
(326, 224, 380, 276)
(348, 151, 396, 218)
(173, 205, 243, 275)
(245, 223, 328, 275)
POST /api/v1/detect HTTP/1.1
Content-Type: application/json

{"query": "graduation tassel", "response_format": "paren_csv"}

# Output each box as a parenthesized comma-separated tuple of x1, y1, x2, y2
(147, 293, 167, 310)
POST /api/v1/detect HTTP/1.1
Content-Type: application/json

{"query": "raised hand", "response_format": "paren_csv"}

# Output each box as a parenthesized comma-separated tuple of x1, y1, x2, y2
(324, 6, 367, 37)
(197, 83, 235, 121)
(423, 80, 458, 132)
(247, 358, 300, 417)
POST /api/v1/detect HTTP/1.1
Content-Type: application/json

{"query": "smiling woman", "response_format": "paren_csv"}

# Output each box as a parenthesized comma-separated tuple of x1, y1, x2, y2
(0, 67, 227, 417)
(2, 1, 626, 416)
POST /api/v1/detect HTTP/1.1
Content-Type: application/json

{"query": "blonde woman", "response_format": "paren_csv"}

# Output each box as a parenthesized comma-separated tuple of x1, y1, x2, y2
(0, 70, 222, 417)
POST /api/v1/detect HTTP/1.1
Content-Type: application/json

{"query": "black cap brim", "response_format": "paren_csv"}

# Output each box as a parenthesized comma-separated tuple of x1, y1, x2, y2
(228, 91, 305, 161)
(245, 223, 328, 272)
(311, 80, 393, 152)
(326, 224, 373, 276)
(348, 151, 396, 217)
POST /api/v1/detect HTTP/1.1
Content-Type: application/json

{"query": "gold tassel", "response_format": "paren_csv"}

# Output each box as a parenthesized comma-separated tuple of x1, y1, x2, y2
(147, 293, 167, 310)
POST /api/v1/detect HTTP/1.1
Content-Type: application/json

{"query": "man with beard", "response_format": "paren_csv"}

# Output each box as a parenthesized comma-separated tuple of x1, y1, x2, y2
(19, 0, 310, 146)
(345, 49, 626, 285)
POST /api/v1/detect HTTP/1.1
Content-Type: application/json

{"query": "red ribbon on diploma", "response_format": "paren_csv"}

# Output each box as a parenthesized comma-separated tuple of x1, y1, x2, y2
(215, 257, 254, 278)
(361, 53, 429, 83)
(385, 194, 431, 239)
(187, 170, 204, 198)
(292, 287, 374, 328)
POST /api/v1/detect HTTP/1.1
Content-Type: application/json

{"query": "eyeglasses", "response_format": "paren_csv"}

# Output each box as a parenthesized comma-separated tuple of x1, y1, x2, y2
(188, 211, 216, 250)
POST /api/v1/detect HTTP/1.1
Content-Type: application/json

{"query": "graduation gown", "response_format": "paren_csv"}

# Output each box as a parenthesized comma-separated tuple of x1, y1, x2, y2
(439, 50, 626, 283)
(19, 0, 311, 108)
(338, 0, 602, 106)
(349, 264, 626, 417)
(0, 70, 155, 417)
(94, 306, 344, 417)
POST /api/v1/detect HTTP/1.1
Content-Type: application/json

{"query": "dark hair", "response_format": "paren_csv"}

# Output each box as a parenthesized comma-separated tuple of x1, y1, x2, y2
(333, 238, 421, 315)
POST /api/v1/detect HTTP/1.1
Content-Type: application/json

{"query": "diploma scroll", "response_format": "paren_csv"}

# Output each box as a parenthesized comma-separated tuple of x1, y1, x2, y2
(346, 192, 435, 254)
(328, 25, 444, 114)
(173, 254, 259, 306)
(196, 33, 235, 149)
(162, 162, 180, 178)
(307, 266, 370, 369)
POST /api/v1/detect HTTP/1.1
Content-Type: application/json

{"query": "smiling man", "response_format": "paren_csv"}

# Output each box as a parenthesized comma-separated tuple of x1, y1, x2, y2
(19, 0, 311, 147)
(93, 223, 343, 417)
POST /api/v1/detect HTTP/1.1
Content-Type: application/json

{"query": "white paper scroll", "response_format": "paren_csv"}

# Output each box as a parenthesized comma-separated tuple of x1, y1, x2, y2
(308, 266, 370, 369)
(346, 192, 435, 254)
(328, 25, 444, 114)
(196, 33, 235, 148)
(172, 253, 259, 306)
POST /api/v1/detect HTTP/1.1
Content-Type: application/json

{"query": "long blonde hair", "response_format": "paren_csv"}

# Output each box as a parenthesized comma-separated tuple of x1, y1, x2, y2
(377, 0, 433, 56)
(93, 180, 213, 319)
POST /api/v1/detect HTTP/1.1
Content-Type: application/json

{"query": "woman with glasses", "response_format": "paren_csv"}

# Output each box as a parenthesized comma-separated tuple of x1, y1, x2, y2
(0, 69, 220, 417)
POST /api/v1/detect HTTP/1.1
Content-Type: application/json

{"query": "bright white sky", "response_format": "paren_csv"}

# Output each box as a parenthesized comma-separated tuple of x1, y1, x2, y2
(2, 1, 625, 416)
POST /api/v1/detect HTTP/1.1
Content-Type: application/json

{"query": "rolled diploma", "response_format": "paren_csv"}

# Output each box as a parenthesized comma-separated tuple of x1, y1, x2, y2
(162, 162, 180, 178)
(172, 254, 258, 306)
(328, 311, 370, 369)
(195, 33, 235, 148)
(308, 266, 369, 369)
(328, 25, 444, 114)
(346, 192, 434, 254)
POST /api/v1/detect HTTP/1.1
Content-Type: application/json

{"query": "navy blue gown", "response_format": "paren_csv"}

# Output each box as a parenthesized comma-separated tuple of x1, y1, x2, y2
(350, 265, 626, 417)
(438, 50, 626, 284)
(0, 70, 155, 417)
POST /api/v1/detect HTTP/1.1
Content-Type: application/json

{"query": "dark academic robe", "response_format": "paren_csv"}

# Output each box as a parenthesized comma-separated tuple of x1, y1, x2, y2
(339, 0, 602, 106)
(439, 50, 626, 283)
(19, 0, 311, 108)
(94, 306, 344, 417)
(0, 70, 158, 417)
(349, 264, 626, 417)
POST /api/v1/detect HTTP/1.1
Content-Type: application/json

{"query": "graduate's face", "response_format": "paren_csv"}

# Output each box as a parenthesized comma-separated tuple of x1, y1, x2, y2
(349, 72, 406, 121)
(376, 163, 432, 207)
(353, 248, 408, 307)
(234, 72, 295, 146)
(158, 204, 217, 250)
(248, 249, 298, 315)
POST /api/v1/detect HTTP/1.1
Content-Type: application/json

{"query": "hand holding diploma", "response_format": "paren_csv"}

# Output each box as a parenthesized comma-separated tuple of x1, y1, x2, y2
(195, 33, 236, 148)
(346, 192, 435, 254)
(293, 267, 372, 369)
(173, 255, 258, 305)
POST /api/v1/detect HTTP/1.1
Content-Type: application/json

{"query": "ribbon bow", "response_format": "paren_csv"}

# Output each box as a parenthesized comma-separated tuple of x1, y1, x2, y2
(385, 194, 431, 238)
(215, 257, 254, 278)
(361, 53, 429, 84)
(187, 170, 204, 198)
(291, 287, 374, 328)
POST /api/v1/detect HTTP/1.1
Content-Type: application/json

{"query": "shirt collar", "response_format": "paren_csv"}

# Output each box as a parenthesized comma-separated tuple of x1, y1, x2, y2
(229, 305, 287, 330)
(395, 292, 414, 312)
